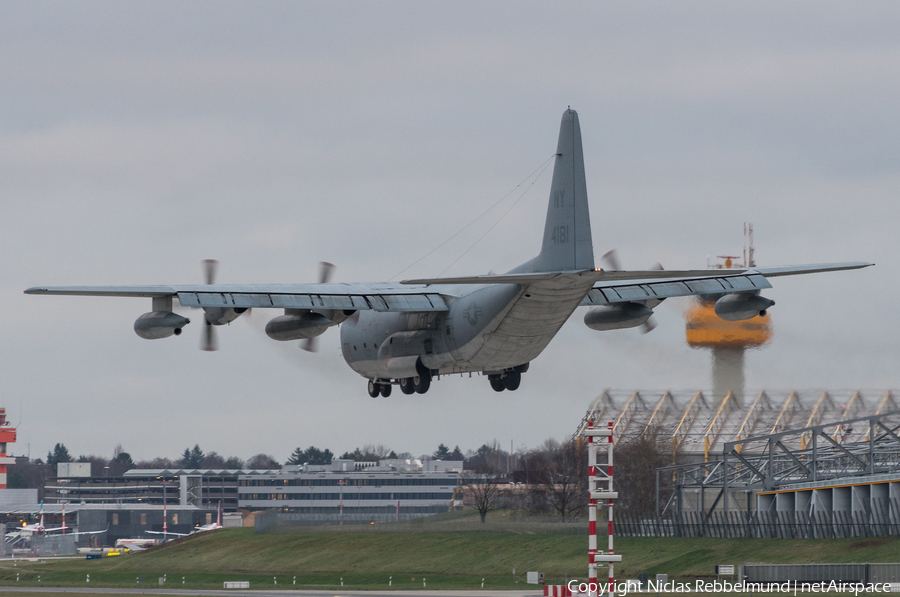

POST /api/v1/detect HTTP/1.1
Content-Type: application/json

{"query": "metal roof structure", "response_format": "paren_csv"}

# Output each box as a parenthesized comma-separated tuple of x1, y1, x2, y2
(655, 410, 900, 519)
(578, 389, 898, 459)
(122, 468, 280, 477)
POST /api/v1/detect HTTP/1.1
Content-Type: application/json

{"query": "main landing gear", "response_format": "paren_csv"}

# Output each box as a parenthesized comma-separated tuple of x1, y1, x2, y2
(399, 374, 430, 395)
(368, 372, 432, 398)
(488, 364, 528, 392)
(367, 379, 391, 398)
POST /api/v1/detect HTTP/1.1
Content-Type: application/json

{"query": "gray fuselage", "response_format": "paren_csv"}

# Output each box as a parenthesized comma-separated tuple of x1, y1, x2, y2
(339, 264, 595, 381)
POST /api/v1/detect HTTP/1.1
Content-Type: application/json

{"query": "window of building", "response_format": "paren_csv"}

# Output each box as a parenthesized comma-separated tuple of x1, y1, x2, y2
(112, 513, 119, 525)
(206, 513, 212, 524)
(171, 513, 178, 524)
(140, 513, 147, 525)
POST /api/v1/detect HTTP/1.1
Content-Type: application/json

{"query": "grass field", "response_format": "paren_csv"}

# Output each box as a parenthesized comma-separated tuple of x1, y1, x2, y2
(1, 515, 898, 591)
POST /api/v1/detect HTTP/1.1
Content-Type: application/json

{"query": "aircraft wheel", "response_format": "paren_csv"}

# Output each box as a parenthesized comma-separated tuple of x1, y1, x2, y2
(380, 383, 392, 397)
(489, 377, 505, 392)
(504, 371, 521, 391)
(414, 374, 431, 394)
(367, 380, 379, 398)
(399, 378, 416, 395)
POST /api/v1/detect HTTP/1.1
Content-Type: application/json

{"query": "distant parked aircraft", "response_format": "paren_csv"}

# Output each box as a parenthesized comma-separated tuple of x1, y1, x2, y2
(145, 500, 223, 539)
(5, 502, 106, 544)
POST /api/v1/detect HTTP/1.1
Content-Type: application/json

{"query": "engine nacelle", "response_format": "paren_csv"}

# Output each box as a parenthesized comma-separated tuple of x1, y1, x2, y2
(134, 312, 191, 339)
(714, 293, 775, 321)
(584, 302, 653, 331)
(265, 313, 331, 341)
(203, 307, 248, 326)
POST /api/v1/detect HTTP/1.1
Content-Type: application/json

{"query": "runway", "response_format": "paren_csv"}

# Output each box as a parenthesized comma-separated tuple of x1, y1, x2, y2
(0, 588, 543, 596)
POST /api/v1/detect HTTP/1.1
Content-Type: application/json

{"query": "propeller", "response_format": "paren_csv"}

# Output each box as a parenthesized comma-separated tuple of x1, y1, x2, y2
(201, 259, 219, 351)
(301, 261, 335, 352)
(601, 249, 661, 334)
(203, 258, 218, 285)
(600, 249, 622, 272)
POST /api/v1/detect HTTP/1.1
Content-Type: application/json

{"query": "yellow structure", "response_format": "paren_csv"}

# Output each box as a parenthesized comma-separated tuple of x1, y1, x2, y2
(684, 224, 772, 405)
(685, 300, 771, 349)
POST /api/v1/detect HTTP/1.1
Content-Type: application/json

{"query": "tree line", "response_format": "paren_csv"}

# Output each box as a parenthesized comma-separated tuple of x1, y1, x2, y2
(14, 435, 673, 516)
(462, 434, 675, 522)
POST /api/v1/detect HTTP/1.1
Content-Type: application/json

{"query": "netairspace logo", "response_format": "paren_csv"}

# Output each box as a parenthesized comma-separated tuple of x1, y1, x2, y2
(566, 580, 895, 596)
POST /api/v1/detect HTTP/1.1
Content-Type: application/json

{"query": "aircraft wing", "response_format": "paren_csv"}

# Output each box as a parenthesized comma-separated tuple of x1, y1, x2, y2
(36, 526, 107, 536)
(26, 262, 872, 310)
(580, 262, 873, 306)
(25, 282, 449, 313)
(65, 527, 108, 536)
(397, 262, 872, 305)
(145, 530, 189, 537)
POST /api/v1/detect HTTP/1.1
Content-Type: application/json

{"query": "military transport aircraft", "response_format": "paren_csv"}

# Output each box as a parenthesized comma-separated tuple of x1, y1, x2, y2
(26, 109, 871, 397)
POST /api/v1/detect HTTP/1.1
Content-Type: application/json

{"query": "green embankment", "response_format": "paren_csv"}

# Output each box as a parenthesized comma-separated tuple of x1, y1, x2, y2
(1, 522, 898, 590)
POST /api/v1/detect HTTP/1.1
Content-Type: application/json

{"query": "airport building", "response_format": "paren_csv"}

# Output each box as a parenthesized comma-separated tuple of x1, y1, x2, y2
(5, 458, 462, 545)
(42, 467, 277, 510)
(240, 458, 463, 524)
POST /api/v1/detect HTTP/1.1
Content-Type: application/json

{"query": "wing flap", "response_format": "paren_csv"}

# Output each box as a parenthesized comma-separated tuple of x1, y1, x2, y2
(179, 291, 448, 312)
(581, 274, 773, 306)
(270, 294, 316, 309)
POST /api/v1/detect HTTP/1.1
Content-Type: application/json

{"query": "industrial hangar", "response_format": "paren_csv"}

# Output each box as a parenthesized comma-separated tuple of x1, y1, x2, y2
(580, 391, 900, 539)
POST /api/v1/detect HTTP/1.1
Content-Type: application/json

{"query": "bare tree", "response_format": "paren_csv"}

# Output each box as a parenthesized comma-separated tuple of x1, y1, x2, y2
(613, 434, 671, 515)
(246, 453, 281, 469)
(340, 445, 392, 461)
(461, 470, 503, 523)
(541, 438, 585, 520)
(134, 457, 175, 469)
(203, 451, 227, 468)
(363, 444, 393, 460)
(517, 448, 551, 512)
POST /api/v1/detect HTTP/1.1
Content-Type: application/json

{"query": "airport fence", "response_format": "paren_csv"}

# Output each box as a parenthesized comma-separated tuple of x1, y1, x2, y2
(255, 510, 587, 534)
(26, 535, 77, 556)
(742, 563, 900, 584)
(616, 508, 900, 539)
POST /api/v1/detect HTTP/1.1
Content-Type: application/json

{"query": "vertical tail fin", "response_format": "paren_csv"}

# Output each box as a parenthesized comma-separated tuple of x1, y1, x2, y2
(534, 108, 594, 272)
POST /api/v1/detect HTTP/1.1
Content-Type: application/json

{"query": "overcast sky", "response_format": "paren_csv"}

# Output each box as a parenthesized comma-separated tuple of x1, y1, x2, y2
(1, 1, 897, 465)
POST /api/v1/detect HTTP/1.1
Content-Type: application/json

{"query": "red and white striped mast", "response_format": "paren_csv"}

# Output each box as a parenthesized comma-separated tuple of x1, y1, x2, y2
(162, 478, 168, 542)
(583, 420, 620, 597)
(587, 421, 598, 589)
